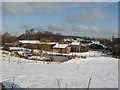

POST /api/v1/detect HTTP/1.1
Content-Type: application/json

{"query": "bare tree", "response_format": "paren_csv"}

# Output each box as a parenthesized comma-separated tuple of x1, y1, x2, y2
(30, 28, 34, 35)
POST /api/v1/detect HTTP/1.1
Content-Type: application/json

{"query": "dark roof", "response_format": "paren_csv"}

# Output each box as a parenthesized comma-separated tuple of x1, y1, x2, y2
(80, 40, 92, 43)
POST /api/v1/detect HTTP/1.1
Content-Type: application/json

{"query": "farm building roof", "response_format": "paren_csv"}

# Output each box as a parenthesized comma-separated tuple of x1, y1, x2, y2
(19, 40, 40, 44)
(39, 42, 57, 45)
(19, 40, 56, 45)
(9, 47, 25, 51)
(53, 43, 68, 49)
(71, 42, 80, 46)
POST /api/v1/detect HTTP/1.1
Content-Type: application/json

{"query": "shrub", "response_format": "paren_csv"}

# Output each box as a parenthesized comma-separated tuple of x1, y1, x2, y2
(2, 45, 10, 51)
(0, 83, 5, 90)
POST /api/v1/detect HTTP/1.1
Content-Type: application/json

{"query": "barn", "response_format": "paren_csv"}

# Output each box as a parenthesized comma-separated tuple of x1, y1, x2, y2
(70, 42, 81, 52)
(53, 43, 71, 53)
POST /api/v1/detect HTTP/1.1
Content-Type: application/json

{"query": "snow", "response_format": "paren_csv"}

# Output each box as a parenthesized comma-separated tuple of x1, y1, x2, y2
(91, 40, 105, 47)
(71, 42, 80, 46)
(92, 40, 101, 45)
(5, 43, 13, 45)
(0, 47, 2, 50)
(33, 49, 40, 53)
(46, 50, 103, 57)
(40, 42, 56, 45)
(82, 43, 89, 46)
(19, 40, 56, 45)
(0, 50, 118, 88)
(53, 43, 68, 49)
(76, 38, 83, 41)
(64, 38, 74, 41)
(69, 51, 102, 56)
(28, 56, 50, 60)
(9, 47, 25, 51)
(19, 40, 40, 44)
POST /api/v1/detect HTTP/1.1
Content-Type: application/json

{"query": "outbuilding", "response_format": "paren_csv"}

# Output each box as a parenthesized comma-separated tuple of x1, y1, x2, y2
(53, 43, 71, 53)
(70, 42, 81, 52)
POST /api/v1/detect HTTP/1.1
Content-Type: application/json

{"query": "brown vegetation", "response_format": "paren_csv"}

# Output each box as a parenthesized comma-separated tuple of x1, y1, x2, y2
(2, 45, 10, 51)
(2, 32, 18, 45)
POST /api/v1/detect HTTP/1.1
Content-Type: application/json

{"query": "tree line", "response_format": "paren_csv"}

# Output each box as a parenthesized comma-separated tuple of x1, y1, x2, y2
(2, 28, 113, 47)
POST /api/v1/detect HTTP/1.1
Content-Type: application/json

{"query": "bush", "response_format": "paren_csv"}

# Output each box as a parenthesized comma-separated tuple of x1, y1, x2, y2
(2, 45, 10, 51)
(0, 83, 5, 90)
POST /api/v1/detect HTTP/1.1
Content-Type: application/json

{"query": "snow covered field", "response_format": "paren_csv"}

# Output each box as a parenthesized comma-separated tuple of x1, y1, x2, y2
(0, 50, 118, 88)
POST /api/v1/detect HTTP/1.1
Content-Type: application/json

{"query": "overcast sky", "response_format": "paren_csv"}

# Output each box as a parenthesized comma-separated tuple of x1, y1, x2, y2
(2, 2, 118, 39)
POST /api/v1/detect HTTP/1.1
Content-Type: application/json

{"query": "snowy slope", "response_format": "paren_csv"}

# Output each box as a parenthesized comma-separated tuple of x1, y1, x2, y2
(0, 50, 118, 88)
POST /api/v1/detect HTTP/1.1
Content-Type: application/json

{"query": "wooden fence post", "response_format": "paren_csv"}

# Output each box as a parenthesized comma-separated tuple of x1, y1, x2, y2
(36, 56, 37, 64)
(87, 78, 92, 90)
(9, 52, 10, 63)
